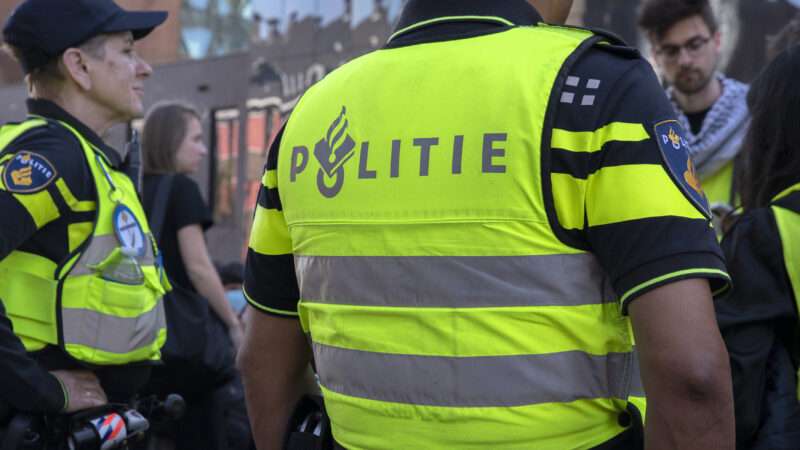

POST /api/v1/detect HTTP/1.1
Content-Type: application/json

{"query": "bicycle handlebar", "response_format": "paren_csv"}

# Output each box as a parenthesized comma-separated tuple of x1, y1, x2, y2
(0, 394, 185, 450)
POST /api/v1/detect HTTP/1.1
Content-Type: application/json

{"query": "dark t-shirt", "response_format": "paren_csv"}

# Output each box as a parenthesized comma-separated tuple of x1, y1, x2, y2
(686, 107, 711, 135)
(716, 192, 800, 447)
(143, 173, 213, 293)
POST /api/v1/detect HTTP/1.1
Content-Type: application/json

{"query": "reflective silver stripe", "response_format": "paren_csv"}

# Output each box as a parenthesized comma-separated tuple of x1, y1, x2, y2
(314, 343, 634, 407)
(62, 298, 165, 354)
(296, 254, 615, 308)
(629, 347, 645, 397)
(70, 234, 156, 276)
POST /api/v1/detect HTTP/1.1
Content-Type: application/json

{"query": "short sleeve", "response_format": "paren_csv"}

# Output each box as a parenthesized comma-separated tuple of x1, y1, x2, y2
(548, 46, 730, 313)
(169, 174, 213, 232)
(0, 123, 94, 260)
(243, 125, 301, 317)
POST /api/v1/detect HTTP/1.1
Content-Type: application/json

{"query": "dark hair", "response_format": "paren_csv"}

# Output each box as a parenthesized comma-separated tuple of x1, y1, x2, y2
(142, 101, 201, 174)
(638, 0, 718, 40)
(737, 45, 800, 210)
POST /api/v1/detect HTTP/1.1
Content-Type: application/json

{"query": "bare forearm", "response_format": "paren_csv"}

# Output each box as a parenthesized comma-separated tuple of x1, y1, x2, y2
(630, 279, 735, 450)
(239, 314, 313, 450)
(177, 225, 239, 329)
(241, 362, 315, 450)
(187, 262, 238, 328)
(644, 358, 734, 449)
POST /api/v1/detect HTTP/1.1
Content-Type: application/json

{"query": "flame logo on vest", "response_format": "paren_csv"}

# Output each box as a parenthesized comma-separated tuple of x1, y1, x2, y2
(684, 157, 703, 194)
(313, 107, 357, 198)
(668, 127, 682, 150)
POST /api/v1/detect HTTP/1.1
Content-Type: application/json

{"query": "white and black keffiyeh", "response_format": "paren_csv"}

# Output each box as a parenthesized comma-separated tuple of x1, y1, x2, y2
(668, 75, 750, 179)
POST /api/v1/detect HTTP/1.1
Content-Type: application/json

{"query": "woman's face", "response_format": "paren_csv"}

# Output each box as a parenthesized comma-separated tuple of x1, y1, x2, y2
(174, 116, 207, 174)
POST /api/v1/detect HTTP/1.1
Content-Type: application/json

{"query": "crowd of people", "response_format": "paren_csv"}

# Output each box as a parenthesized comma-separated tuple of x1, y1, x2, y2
(0, 0, 799, 449)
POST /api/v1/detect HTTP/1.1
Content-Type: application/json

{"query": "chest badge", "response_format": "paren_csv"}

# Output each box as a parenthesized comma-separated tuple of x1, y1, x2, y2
(654, 120, 711, 219)
(113, 205, 146, 257)
(2, 151, 58, 194)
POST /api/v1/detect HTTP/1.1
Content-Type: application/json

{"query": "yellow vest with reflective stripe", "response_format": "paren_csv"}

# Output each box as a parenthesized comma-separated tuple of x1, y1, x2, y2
(770, 183, 800, 399)
(0, 118, 168, 366)
(276, 23, 640, 449)
(703, 160, 735, 210)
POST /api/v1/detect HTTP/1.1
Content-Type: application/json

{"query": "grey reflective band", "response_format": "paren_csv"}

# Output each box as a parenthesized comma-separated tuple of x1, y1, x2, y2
(70, 233, 156, 277)
(314, 343, 636, 407)
(62, 299, 165, 354)
(629, 347, 645, 397)
(296, 254, 615, 308)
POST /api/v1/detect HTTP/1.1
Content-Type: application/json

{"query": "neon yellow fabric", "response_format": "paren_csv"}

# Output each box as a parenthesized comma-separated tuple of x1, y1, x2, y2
(0, 251, 58, 350)
(301, 302, 631, 357)
(55, 178, 96, 212)
(68, 222, 93, 253)
(264, 23, 641, 449)
(249, 206, 292, 255)
(322, 385, 627, 450)
(0, 120, 167, 364)
(771, 193, 800, 399)
(551, 122, 649, 153)
(586, 165, 706, 226)
(550, 123, 709, 231)
(702, 160, 734, 209)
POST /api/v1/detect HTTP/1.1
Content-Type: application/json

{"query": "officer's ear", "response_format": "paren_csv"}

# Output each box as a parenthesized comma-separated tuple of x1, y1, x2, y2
(61, 48, 93, 91)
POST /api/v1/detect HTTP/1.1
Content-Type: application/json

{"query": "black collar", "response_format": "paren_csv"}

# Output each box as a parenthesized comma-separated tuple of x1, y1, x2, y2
(392, 0, 543, 42)
(26, 98, 123, 168)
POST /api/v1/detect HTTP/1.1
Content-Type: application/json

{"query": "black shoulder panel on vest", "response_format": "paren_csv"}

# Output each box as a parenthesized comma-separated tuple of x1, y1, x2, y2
(545, 24, 641, 60)
(775, 190, 800, 213)
(582, 26, 628, 47)
(539, 33, 607, 251)
(1, 119, 83, 157)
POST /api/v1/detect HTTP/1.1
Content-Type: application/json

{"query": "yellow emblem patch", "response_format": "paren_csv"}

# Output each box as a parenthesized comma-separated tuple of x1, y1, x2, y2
(2, 151, 58, 194)
(11, 166, 33, 186)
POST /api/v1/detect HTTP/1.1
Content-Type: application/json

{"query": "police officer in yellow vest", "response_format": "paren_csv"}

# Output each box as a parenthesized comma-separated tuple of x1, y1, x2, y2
(238, 1, 736, 449)
(0, 0, 168, 416)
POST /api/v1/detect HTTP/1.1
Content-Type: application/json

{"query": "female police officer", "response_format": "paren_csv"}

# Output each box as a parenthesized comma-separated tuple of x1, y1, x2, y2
(0, 0, 168, 416)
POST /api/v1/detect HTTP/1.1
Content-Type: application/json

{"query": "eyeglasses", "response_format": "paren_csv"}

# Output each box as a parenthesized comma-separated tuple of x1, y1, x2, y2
(655, 36, 712, 61)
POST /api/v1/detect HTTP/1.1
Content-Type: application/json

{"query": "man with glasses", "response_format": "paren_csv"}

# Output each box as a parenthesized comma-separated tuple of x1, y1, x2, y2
(639, 0, 749, 225)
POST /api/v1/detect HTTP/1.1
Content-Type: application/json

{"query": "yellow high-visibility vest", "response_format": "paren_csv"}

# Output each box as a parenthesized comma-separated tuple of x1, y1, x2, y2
(0, 118, 168, 366)
(771, 183, 800, 399)
(267, 20, 644, 449)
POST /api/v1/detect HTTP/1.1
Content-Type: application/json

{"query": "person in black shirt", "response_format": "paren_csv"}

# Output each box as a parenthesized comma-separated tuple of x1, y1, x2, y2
(141, 102, 243, 350)
(141, 101, 246, 450)
(716, 45, 800, 449)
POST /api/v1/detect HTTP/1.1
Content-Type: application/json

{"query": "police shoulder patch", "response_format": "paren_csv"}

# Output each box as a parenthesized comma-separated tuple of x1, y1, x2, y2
(653, 120, 711, 219)
(2, 151, 58, 194)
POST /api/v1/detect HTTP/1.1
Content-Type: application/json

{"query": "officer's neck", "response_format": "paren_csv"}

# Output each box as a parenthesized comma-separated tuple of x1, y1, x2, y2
(672, 76, 722, 114)
(33, 88, 121, 138)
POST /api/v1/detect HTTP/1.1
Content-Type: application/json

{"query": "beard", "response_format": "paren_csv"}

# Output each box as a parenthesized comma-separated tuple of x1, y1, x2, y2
(672, 66, 715, 95)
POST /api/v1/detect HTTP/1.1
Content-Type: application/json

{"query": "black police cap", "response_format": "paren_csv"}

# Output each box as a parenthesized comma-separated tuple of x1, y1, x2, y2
(2, 0, 167, 74)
